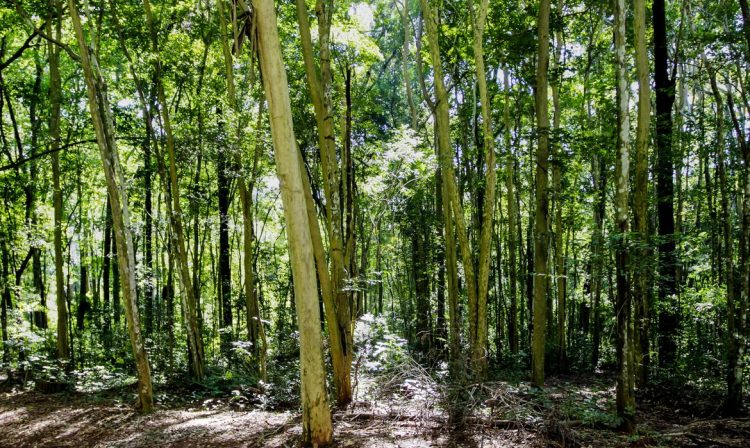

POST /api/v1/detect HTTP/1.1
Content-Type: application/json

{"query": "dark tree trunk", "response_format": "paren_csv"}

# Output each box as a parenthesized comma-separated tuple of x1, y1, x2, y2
(654, 0, 678, 369)
(217, 118, 232, 356)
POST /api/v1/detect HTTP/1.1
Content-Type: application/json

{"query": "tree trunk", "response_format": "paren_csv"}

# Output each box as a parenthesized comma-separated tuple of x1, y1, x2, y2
(504, 72, 518, 354)
(68, 0, 154, 412)
(1, 239, 11, 364)
(48, 6, 69, 361)
(614, 0, 635, 431)
(217, 118, 232, 356)
(532, 0, 551, 388)
(708, 68, 742, 413)
(142, 0, 205, 379)
(254, 0, 333, 441)
(103, 199, 112, 349)
(469, 0, 496, 378)
(144, 133, 154, 337)
(633, 0, 651, 387)
(216, 0, 267, 377)
(551, 0, 565, 369)
(295, 0, 353, 404)
(653, 0, 678, 369)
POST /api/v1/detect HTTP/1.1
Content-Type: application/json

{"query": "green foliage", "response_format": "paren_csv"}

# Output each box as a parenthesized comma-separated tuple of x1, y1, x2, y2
(356, 313, 409, 374)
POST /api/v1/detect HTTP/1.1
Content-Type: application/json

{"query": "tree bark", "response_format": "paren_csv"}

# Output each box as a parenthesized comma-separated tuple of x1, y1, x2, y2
(254, 0, 333, 441)
(48, 4, 68, 361)
(504, 72, 518, 354)
(295, 0, 353, 404)
(708, 68, 742, 413)
(532, 0, 551, 388)
(633, 0, 651, 387)
(216, 0, 267, 377)
(469, 0, 496, 378)
(551, 0, 565, 369)
(653, 0, 678, 369)
(142, 0, 205, 380)
(68, 0, 154, 412)
(614, 0, 635, 431)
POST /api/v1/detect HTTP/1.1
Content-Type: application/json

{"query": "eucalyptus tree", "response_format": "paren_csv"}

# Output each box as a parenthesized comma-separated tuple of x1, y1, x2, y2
(253, 0, 333, 441)
(295, 0, 354, 404)
(67, 0, 154, 413)
(613, 0, 634, 431)
(47, 0, 68, 361)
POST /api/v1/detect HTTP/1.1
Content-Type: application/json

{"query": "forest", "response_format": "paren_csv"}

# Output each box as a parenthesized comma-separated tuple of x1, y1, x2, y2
(0, 0, 749, 446)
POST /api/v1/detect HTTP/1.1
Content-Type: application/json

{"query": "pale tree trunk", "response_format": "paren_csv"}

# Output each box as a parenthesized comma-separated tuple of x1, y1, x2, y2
(254, 0, 333, 442)
(633, 0, 651, 387)
(614, 0, 634, 431)
(68, 0, 153, 412)
(295, 0, 352, 404)
(48, 3, 69, 361)
(504, 71, 518, 354)
(532, 0, 551, 388)
(551, 0, 565, 370)
(142, 0, 205, 380)
(469, 0, 496, 379)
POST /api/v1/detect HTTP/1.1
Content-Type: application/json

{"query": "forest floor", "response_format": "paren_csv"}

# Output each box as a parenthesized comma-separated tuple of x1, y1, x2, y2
(2, 366, 750, 448)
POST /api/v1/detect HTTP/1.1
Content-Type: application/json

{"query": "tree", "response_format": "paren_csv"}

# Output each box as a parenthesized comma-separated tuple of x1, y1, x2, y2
(253, 0, 333, 442)
(67, 0, 154, 413)
(532, 0, 551, 388)
(653, 0, 678, 369)
(142, 0, 205, 379)
(295, 0, 354, 404)
(633, 0, 651, 387)
(613, 0, 634, 431)
(48, 0, 68, 362)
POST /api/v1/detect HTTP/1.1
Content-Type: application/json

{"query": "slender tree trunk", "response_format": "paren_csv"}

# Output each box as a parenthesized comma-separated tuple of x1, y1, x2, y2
(215, 0, 268, 376)
(654, 0, 678, 369)
(614, 0, 635, 431)
(68, 0, 153, 412)
(726, 81, 750, 416)
(504, 72, 518, 354)
(48, 6, 69, 361)
(708, 69, 742, 413)
(532, 0, 551, 388)
(27, 61, 46, 330)
(295, 0, 353, 404)
(633, 0, 651, 387)
(217, 119, 232, 356)
(551, 0, 565, 369)
(254, 0, 333, 441)
(103, 199, 112, 349)
(1, 240, 11, 364)
(142, 0, 205, 379)
(469, 0, 496, 378)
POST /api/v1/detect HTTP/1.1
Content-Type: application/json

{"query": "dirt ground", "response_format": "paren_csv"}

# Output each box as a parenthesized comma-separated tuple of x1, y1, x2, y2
(1, 373, 749, 447)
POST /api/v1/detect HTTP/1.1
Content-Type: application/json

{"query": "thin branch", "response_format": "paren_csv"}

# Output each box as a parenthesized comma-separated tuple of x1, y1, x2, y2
(12, 0, 81, 63)
(0, 136, 143, 172)
(0, 28, 42, 72)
